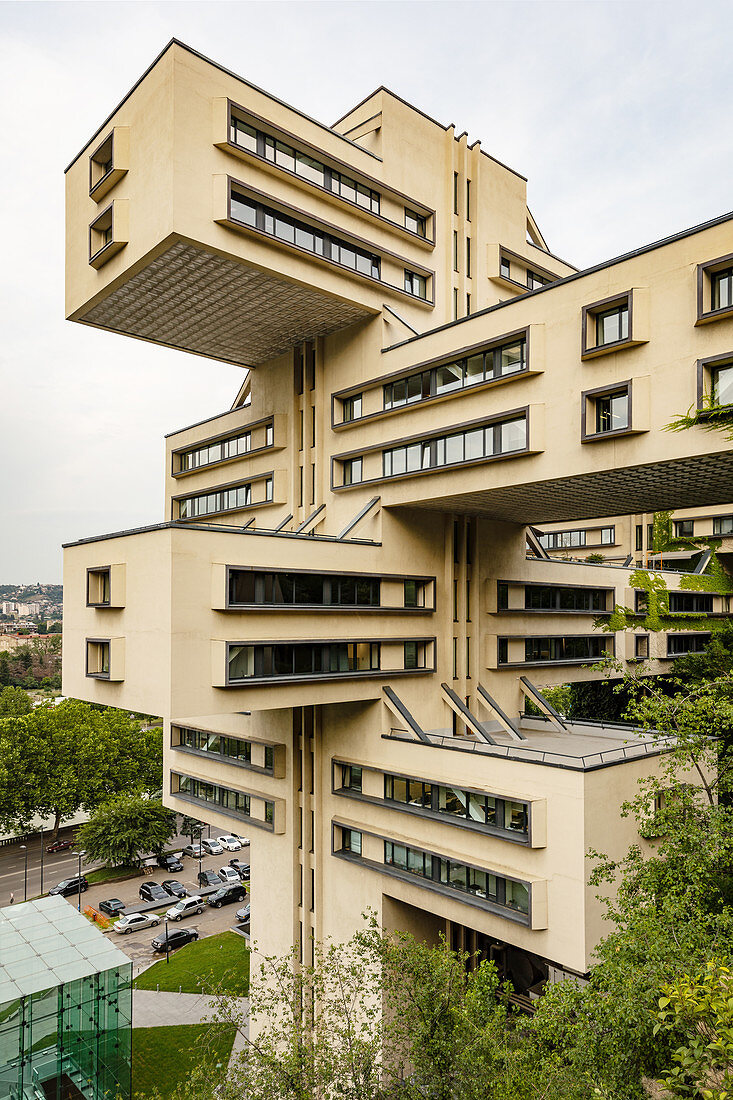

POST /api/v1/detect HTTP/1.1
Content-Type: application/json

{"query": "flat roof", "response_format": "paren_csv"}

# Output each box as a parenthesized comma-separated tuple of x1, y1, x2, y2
(0, 895, 131, 1003)
(385, 717, 671, 772)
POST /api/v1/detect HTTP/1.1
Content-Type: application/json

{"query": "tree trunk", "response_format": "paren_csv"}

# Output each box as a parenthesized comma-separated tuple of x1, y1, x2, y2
(50, 808, 61, 840)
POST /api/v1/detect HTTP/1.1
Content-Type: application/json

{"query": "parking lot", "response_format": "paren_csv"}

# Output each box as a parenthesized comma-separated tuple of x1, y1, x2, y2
(0, 832, 250, 974)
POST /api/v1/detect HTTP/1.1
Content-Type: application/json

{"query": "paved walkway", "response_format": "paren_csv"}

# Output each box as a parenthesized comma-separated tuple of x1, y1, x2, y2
(133, 989, 249, 1058)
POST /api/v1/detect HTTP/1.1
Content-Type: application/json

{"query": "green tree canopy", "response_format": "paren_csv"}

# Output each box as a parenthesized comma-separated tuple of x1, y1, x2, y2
(0, 699, 162, 835)
(77, 795, 176, 867)
(0, 685, 32, 717)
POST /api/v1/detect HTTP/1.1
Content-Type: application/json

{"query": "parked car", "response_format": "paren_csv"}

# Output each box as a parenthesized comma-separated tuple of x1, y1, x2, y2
(161, 879, 187, 899)
(114, 912, 160, 935)
(235, 904, 250, 931)
(139, 882, 170, 903)
(48, 875, 87, 897)
(207, 884, 246, 908)
(232, 835, 250, 848)
(201, 838, 224, 856)
(229, 859, 250, 880)
(217, 866, 241, 885)
(99, 898, 126, 917)
(197, 869, 221, 888)
(182, 842, 205, 858)
(165, 895, 204, 922)
(216, 835, 242, 852)
(46, 838, 74, 853)
(151, 927, 199, 953)
(156, 853, 184, 873)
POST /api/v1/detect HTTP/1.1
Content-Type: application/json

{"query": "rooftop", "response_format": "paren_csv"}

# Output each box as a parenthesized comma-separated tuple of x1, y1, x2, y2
(0, 895, 131, 1003)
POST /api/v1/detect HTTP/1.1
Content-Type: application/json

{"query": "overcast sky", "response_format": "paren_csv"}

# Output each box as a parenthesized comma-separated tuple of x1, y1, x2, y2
(1, 0, 731, 583)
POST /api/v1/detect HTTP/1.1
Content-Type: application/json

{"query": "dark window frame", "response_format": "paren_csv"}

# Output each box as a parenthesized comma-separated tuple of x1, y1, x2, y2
(581, 291, 635, 358)
(581, 380, 633, 442)
(697, 253, 733, 324)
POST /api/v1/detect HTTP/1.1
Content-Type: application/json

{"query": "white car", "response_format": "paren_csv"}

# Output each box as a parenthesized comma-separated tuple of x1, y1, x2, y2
(114, 912, 160, 935)
(166, 895, 205, 922)
(201, 838, 224, 856)
(218, 866, 242, 885)
(216, 835, 242, 852)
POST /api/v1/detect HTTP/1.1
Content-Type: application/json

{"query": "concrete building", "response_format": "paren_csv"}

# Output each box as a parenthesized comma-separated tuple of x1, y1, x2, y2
(62, 40, 733, 990)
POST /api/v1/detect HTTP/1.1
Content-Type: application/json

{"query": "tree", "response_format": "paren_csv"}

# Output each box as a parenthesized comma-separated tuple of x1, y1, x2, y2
(654, 958, 733, 1099)
(0, 699, 162, 836)
(0, 685, 32, 717)
(77, 795, 176, 866)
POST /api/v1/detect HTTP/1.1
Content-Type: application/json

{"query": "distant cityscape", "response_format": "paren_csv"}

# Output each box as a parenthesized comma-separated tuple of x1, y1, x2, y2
(0, 583, 63, 639)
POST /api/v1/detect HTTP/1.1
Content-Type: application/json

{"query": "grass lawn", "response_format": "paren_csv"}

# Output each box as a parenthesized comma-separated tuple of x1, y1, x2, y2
(132, 1023, 235, 1099)
(133, 931, 250, 996)
(85, 865, 141, 885)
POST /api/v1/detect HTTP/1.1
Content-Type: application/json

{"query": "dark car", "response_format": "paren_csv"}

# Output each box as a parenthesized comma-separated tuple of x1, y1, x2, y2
(161, 879, 187, 899)
(48, 875, 88, 897)
(139, 882, 170, 903)
(156, 853, 184, 873)
(207, 884, 246, 909)
(99, 898, 125, 916)
(229, 860, 250, 881)
(197, 870, 221, 888)
(46, 838, 74, 853)
(151, 927, 199, 953)
(235, 904, 250, 930)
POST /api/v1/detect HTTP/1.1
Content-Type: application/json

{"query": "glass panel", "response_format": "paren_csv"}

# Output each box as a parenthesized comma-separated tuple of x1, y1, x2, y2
(500, 418, 527, 452)
(713, 364, 733, 406)
(435, 363, 463, 395)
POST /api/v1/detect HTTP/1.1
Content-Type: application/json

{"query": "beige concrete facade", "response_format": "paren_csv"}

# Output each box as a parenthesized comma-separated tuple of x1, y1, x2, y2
(63, 40, 733, 988)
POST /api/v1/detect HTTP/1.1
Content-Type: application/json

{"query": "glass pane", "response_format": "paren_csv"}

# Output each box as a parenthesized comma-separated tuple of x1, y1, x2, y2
(500, 418, 527, 452)
(435, 363, 463, 395)
(713, 364, 733, 406)
(500, 340, 525, 375)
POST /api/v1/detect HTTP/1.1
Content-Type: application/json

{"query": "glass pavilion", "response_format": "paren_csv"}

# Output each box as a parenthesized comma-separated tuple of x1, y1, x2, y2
(0, 896, 132, 1100)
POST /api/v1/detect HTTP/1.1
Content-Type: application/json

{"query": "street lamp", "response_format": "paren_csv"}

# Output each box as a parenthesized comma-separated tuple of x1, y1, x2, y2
(19, 845, 28, 902)
(72, 850, 86, 912)
(39, 826, 44, 897)
(164, 916, 170, 964)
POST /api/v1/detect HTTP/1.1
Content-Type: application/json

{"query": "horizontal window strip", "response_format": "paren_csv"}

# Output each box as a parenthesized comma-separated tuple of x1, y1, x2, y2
(174, 772, 274, 828)
(175, 727, 274, 772)
(229, 569, 381, 608)
(177, 477, 273, 519)
(383, 336, 526, 412)
(382, 415, 527, 478)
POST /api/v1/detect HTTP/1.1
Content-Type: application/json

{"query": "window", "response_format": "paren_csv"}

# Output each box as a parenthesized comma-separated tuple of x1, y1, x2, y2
(466, 237, 471, 277)
(89, 205, 117, 265)
(177, 480, 263, 519)
(667, 633, 710, 656)
(635, 525, 643, 552)
(403, 641, 425, 670)
(537, 527, 597, 550)
(229, 114, 380, 213)
(674, 520, 694, 538)
(403, 579, 427, 608)
(383, 840, 530, 916)
(712, 268, 733, 311)
(227, 641, 384, 682)
(527, 270, 550, 290)
(517, 636, 611, 664)
(601, 527, 614, 544)
(712, 363, 733, 407)
(453, 172, 459, 215)
(340, 765, 362, 792)
(176, 726, 268, 770)
(87, 568, 111, 607)
(340, 828, 362, 855)
(381, 415, 527, 479)
(524, 585, 609, 612)
(634, 635, 649, 660)
(596, 304, 629, 346)
(713, 516, 733, 536)
(405, 208, 427, 237)
(466, 179, 471, 221)
(228, 569, 381, 607)
(500, 256, 511, 280)
(669, 593, 713, 614)
(453, 231, 459, 273)
(382, 337, 527, 413)
(343, 457, 362, 486)
(583, 293, 633, 355)
(230, 191, 381, 281)
(178, 430, 257, 472)
(497, 638, 508, 665)
(86, 640, 110, 678)
(595, 390, 629, 434)
(342, 394, 362, 422)
(404, 270, 428, 300)
(176, 773, 267, 826)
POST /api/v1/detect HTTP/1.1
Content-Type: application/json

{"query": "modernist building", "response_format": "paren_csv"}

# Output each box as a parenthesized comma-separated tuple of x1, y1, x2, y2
(63, 41, 733, 991)
(0, 896, 132, 1100)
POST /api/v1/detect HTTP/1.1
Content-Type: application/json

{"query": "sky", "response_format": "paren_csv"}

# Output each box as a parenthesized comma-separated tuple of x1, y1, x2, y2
(0, 0, 732, 583)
